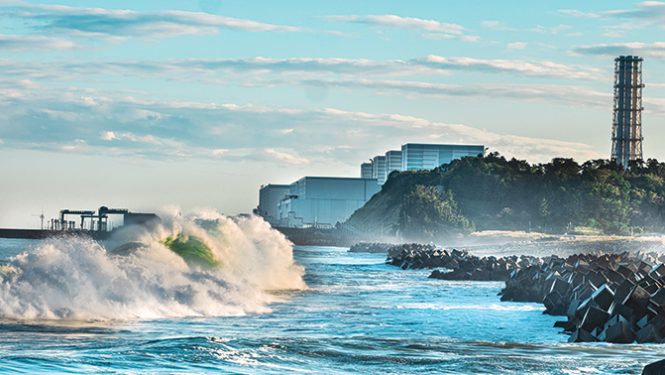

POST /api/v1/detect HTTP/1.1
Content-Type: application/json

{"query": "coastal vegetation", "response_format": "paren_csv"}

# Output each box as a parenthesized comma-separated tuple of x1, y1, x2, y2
(346, 153, 665, 240)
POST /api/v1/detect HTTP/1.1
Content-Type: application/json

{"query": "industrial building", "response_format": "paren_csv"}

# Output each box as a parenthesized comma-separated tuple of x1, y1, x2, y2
(372, 155, 387, 185)
(270, 177, 379, 228)
(611, 55, 644, 168)
(401, 143, 485, 171)
(255, 184, 291, 225)
(384, 150, 402, 181)
(48, 206, 159, 232)
(360, 162, 373, 179)
(257, 142, 485, 228)
(360, 143, 485, 184)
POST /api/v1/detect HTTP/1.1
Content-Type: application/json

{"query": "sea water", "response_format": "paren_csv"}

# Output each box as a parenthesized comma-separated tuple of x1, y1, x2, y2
(1, 239, 665, 373)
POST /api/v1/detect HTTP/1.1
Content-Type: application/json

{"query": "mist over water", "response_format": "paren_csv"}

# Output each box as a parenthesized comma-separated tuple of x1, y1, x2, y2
(0, 211, 305, 320)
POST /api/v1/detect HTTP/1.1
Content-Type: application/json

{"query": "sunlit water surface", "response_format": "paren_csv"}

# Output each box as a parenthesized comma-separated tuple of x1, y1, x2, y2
(1, 240, 664, 374)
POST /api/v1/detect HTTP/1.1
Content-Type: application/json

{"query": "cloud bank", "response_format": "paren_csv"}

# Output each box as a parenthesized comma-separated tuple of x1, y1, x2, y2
(1, 3, 301, 39)
(0, 85, 605, 165)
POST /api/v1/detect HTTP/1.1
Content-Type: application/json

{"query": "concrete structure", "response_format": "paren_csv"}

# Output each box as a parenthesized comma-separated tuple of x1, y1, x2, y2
(256, 184, 290, 225)
(401, 143, 485, 171)
(360, 162, 373, 179)
(611, 55, 644, 168)
(277, 177, 379, 228)
(384, 150, 402, 182)
(371, 155, 387, 185)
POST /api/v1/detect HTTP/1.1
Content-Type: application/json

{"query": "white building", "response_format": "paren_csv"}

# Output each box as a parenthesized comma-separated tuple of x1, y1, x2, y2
(371, 155, 387, 185)
(401, 143, 485, 171)
(256, 184, 291, 225)
(277, 177, 379, 228)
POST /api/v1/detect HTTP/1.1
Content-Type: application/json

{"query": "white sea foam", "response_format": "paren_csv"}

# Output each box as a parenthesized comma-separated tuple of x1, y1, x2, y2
(0, 210, 306, 321)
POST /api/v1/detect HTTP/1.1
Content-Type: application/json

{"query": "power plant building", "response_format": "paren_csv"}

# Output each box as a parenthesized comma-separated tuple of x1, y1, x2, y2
(372, 155, 387, 185)
(276, 177, 379, 228)
(360, 162, 373, 179)
(358, 143, 485, 185)
(401, 143, 485, 171)
(384, 150, 402, 181)
(256, 184, 291, 225)
(611, 55, 644, 167)
(258, 143, 485, 228)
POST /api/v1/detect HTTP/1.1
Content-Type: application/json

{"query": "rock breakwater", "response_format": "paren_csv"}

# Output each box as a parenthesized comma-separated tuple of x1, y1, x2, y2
(348, 242, 394, 253)
(384, 243, 537, 281)
(501, 251, 665, 343)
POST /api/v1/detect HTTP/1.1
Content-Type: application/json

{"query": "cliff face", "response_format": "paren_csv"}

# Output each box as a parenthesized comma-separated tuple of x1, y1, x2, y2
(345, 154, 665, 241)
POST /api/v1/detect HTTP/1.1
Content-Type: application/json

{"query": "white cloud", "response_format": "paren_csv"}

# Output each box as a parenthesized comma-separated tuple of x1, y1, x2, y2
(60, 139, 87, 153)
(0, 34, 76, 50)
(480, 20, 515, 31)
(572, 42, 665, 59)
(101, 131, 117, 141)
(560, 2, 665, 25)
(0, 55, 605, 83)
(211, 148, 229, 157)
(0, 86, 611, 164)
(506, 42, 527, 50)
(415, 55, 603, 80)
(558, 9, 601, 18)
(299, 78, 611, 109)
(263, 148, 310, 165)
(328, 14, 477, 41)
(2, 3, 301, 39)
(530, 24, 573, 35)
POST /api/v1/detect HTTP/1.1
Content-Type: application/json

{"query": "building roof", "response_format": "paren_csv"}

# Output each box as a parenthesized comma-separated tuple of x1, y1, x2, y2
(402, 143, 485, 148)
(295, 176, 378, 182)
(261, 184, 291, 189)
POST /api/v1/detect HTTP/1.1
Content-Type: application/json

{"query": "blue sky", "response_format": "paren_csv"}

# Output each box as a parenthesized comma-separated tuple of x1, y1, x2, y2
(0, 0, 664, 227)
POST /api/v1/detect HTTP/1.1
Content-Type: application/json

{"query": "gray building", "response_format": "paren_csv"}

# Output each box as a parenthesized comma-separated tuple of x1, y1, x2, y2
(277, 177, 379, 228)
(401, 143, 484, 171)
(360, 162, 373, 179)
(256, 184, 290, 225)
(371, 155, 387, 185)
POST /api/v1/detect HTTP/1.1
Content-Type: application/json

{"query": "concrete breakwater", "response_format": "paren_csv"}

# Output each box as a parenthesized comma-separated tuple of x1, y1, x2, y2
(501, 251, 665, 343)
(348, 242, 394, 253)
(384, 243, 537, 281)
(383, 242, 665, 344)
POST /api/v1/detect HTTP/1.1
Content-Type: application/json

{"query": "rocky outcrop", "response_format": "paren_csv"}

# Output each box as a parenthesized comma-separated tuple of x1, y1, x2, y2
(501, 251, 665, 343)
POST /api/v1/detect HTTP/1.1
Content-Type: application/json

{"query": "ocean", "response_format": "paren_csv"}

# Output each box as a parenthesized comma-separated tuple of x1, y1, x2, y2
(1, 237, 665, 374)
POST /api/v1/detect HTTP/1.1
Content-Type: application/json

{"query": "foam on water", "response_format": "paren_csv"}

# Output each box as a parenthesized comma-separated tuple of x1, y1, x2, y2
(0, 210, 305, 320)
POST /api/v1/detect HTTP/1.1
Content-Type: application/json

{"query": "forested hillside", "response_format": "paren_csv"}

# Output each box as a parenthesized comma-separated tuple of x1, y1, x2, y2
(345, 153, 665, 241)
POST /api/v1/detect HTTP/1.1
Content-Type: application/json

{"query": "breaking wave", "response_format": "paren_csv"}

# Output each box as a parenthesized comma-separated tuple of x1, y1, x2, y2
(0, 210, 306, 320)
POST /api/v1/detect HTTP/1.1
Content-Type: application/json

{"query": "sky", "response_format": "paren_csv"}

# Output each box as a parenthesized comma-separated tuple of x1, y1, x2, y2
(0, 0, 664, 227)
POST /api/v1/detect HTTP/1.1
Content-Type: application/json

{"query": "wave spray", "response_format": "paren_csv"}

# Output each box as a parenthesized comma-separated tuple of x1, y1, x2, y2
(0, 210, 306, 320)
